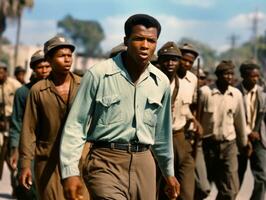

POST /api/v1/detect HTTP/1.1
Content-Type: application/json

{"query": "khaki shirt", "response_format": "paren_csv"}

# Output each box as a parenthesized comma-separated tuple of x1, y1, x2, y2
(19, 73, 81, 168)
(199, 84, 247, 148)
(172, 71, 196, 131)
(0, 77, 21, 117)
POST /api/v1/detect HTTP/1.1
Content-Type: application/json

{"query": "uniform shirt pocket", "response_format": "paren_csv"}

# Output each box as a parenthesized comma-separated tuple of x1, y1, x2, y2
(97, 95, 122, 125)
(143, 98, 162, 127)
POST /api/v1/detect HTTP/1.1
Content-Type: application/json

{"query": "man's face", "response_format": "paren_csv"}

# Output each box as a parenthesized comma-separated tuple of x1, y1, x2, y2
(180, 53, 196, 71)
(34, 61, 51, 79)
(48, 48, 73, 75)
(0, 68, 7, 83)
(218, 69, 234, 86)
(243, 68, 260, 88)
(124, 25, 158, 68)
(15, 72, 26, 83)
(159, 55, 180, 77)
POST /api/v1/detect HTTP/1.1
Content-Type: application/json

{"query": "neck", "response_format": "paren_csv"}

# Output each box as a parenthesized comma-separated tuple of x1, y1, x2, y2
(242, 81, 255, 92)
(122, 52, 147, 84)
(216, 80, 228, 94)
(51, 71, 71, 86)
(177, 68, 187, 79)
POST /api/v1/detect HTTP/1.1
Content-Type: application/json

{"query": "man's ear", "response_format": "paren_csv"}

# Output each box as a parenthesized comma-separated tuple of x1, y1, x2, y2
(124, 36, 128, 47)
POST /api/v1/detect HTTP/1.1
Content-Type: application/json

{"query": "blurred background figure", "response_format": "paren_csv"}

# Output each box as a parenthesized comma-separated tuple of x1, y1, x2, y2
(14, 66, 26, 85)
(0, 61, 21, 197)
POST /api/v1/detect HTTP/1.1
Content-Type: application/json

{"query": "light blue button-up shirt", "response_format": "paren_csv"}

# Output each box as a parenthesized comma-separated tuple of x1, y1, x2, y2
(60, 53, 174, 179)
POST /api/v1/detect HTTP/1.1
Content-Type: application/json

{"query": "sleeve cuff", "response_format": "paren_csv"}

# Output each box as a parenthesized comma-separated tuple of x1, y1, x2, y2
(61, 164, 80, 179)
(20, 159, 32, 168)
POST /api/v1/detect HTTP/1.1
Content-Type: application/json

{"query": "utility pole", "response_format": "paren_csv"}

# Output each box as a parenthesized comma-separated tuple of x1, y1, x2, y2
(228, 34, 239, 60)
(251, 8, 259, 61)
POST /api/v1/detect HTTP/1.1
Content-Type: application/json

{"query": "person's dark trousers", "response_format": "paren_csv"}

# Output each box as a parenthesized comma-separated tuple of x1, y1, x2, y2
(249, 141, 266, 200)
(194, 141, 211, 200)
(157, 130, 195, 200)
(203, 138, 239, 200)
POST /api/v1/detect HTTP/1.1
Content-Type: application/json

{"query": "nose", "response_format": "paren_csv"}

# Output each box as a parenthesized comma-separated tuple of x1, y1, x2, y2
(142, 39, 149, 49)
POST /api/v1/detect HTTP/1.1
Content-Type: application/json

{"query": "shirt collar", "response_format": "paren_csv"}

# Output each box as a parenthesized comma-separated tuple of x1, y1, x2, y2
(211, 84, 234, 96)
(242, 83, 258, 95)
(106, 53, 161, 84)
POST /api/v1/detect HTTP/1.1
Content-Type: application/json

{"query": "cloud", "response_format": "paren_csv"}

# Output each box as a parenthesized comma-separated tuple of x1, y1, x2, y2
(3, 19, 57, 45)
(170, 0, 215, 8)
(227, 11, 266, 30)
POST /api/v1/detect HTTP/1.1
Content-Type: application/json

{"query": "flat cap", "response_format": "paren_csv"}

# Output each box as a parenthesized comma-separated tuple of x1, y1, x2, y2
(0, 61, 7, 69)
(158, 41, 182, 58)
(109, 43, 127, 58)
(30, 50, 45, 68)
(180, 43, 199, 58)
(215, 60, 235, 74)
(14, 66, 26, 75)
(44, 36, 75, 55)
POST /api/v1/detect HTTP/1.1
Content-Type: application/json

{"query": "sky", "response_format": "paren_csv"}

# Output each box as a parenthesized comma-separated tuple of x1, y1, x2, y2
(3, 0, 266, 54)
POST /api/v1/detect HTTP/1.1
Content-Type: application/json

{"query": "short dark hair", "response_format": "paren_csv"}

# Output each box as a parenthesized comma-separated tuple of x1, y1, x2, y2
(124, 14, 161, 38)
(239, 61, 260, 77)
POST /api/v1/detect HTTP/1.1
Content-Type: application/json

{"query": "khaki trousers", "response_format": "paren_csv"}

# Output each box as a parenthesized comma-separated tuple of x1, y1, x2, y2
(83, 147, 156, 200)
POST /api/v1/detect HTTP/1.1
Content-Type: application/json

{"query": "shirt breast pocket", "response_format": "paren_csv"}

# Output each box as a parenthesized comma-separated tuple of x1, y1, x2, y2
(143, 98, 162, 127)
(97, 95, 122, 125)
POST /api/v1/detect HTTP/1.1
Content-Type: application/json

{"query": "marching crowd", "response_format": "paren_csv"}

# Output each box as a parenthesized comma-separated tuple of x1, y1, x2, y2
(0, 13, 265, 200)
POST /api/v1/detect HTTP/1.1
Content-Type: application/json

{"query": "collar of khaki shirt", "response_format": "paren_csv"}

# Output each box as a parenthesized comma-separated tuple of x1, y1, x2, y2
(210, 84, 234, 96)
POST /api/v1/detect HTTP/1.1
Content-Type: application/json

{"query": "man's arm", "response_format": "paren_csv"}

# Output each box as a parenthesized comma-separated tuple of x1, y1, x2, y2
(234, 92, 248, 148)
(151, 86, 179, 198)
(19, 89, 39, 188)
(60, 70, 97, 179)
(9, 88, 25, 169)
(60, 70, 98, 200)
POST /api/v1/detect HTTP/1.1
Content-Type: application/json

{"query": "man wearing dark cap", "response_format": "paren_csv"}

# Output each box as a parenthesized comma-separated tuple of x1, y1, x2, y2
(8, 50, 51, 199)
(198, 60, 248, 199)
(236, 61, 266, 200)
(60, 14, 179, 200)
(14, 66, 26, 84)
(19, 36, 88, 200)
(157, 41, 196, 200)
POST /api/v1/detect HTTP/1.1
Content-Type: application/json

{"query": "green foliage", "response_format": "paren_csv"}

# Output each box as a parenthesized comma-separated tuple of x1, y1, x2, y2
(58, 15, 105, 56)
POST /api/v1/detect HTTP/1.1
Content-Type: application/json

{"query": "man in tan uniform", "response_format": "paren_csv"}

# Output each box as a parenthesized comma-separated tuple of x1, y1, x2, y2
(19, 36, 88, 200)
(199, 60, 248, 200)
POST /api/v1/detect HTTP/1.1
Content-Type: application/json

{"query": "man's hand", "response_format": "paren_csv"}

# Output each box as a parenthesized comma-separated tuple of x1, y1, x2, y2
(164, 176, 180, 199)
(189, 118, 203, 137)
(9, 147, 19, 170)
(19, 167, 32, 190)
(248, 131, 260, 142)
(62, 176, 84, 200)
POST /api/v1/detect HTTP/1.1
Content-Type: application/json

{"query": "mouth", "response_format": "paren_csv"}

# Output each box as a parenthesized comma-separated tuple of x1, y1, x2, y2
(139, 52, 149, 60)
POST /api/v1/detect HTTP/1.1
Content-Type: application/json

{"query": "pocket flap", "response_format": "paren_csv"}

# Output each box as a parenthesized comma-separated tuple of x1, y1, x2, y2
(97, 95, 120, 107)
(147, 98, 162, 107)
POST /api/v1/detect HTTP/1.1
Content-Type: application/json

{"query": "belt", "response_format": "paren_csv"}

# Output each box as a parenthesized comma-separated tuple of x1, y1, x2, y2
(93, 141, 151, 152)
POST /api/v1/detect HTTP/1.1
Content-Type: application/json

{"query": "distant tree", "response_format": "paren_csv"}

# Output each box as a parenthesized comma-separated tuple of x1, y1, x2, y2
(0, 0, 34, 66)
(58, 15, 105, 56)
(178, 37, 218, 73)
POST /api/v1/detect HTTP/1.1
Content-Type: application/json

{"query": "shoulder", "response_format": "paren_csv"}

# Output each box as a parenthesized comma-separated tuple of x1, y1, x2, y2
(229, 86, 242, 96)
(200, 85, 211, 94)
(6, 77, 21, 89)
(149, 64, 170, 88)
(29, 79, 49, 92)
(187, 71, 197, 83)
(88, 58, 115, 77)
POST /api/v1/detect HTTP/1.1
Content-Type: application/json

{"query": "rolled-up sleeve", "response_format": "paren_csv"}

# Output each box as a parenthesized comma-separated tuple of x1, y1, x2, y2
(60, 70, 97, 179)
(151, 86, 174, 177)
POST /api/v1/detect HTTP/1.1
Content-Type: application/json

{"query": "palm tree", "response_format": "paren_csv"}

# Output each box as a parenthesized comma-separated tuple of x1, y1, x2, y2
(0, 0, 33, 68)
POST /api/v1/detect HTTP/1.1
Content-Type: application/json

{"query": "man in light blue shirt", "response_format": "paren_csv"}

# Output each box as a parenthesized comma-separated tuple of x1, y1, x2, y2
(60, 14, 179, 200)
